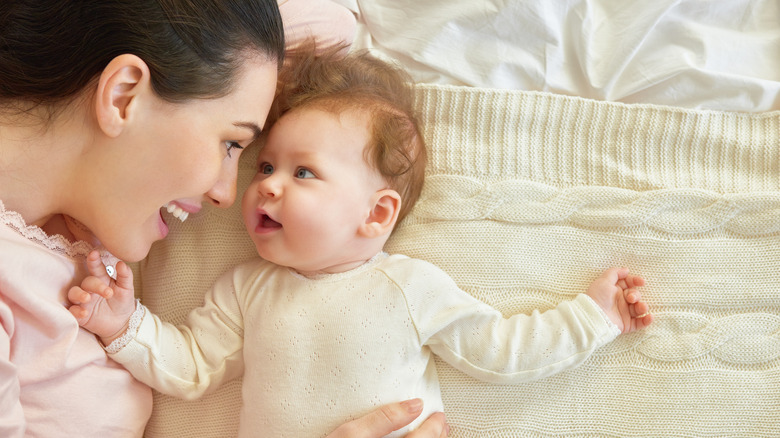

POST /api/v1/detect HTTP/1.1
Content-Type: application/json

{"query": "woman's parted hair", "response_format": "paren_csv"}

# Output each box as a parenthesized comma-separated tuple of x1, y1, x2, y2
(0, 0, 285, 106)
(275, 44, 427, 224)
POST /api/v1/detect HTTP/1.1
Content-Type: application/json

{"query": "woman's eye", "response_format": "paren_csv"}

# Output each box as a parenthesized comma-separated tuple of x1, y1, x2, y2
(225, 141, 244, 158)
(296, 168, 315, 179)
(261, 163, 274, 174)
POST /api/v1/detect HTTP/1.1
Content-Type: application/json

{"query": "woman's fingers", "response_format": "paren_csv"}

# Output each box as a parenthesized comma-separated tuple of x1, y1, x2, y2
(406, 412, 449, 438)
(327, 399, 425, 438)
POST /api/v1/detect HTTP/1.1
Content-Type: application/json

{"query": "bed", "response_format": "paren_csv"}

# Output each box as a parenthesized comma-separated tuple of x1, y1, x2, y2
(134, 1, 780, 436)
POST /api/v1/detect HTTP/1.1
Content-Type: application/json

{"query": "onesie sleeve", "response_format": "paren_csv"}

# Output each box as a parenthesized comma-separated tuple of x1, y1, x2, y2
(108, 263, 256, 400)
(0, 301, 25, 438)
(388, 256, 621, 384)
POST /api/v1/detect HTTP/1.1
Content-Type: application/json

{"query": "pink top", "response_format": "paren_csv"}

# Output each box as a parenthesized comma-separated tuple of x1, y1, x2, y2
(0, 201, 152, 437)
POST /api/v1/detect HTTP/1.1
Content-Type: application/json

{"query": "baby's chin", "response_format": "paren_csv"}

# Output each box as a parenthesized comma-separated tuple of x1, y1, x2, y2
(253, 245, 289, 267)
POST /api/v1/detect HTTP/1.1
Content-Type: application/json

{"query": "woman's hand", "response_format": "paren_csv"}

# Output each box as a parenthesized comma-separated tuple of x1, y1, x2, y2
(327, 399, 449, 438)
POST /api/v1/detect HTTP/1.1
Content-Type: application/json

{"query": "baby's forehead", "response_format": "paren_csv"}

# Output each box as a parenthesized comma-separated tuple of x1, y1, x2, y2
(276, 105, 372, 137)
(290, 103, 369, 122)
(260, 105, 372, 156)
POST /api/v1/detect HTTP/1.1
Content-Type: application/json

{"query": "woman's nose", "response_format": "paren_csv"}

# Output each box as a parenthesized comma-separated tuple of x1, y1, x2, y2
(206, 159, 239, 208)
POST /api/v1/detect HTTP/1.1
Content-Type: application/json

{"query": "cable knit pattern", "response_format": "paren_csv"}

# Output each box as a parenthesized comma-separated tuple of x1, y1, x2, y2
(135, 84, 780, 437)
(385, 84, 780, 437)
(416, 178, 780, 236)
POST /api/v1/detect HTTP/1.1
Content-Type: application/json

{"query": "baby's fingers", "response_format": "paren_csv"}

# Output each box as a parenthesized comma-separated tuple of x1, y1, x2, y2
(113, 261, 134, 293)
(634, 313, 654, 330)
(624, 288, 643, 304)
(627, 300, 653, 332)
(602, 267, 629, 284)
(67, 285, 89, 305)
(68, 302, 90, 320)
(79, 276, 114, 300)
(85, 250, 111, 282)
(626, 274, 645, 289)
(632, 300, 649, 317)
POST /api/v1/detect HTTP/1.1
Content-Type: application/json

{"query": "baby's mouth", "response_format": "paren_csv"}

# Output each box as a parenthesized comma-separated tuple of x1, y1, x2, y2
(163, 203, 189, 222)
(261, 214, 282, 229)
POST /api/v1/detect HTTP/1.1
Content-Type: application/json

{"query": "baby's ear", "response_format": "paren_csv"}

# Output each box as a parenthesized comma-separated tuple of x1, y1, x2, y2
(359, 189, 401, 238)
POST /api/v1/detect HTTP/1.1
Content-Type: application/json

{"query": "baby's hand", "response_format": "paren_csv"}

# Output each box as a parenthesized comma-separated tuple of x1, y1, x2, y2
(586, 267, 653, 334)
(67, 250, 137, 343)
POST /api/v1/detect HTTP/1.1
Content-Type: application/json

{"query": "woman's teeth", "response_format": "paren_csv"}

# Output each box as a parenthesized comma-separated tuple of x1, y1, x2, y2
(164, 203, 189, 222)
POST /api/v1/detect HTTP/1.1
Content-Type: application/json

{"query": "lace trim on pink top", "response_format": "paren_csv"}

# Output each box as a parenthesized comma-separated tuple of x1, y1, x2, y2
(0, 199, 94, 258)
(0, 200, 119, 274)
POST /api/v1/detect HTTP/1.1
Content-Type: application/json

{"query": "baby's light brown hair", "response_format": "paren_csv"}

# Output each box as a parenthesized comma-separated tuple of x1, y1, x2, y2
(273, 43, 426, 224)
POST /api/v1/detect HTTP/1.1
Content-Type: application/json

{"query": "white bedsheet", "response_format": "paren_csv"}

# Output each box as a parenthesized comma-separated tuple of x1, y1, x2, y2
(335, 0, 780, 112)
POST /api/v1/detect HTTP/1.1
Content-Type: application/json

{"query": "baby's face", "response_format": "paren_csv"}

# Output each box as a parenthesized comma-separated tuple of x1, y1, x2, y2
(242, 106, 386, 274)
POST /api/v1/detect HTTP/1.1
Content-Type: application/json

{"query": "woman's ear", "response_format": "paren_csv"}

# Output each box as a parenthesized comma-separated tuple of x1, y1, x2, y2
(359, 189, 402, 238)
(94, 54, 151, 138)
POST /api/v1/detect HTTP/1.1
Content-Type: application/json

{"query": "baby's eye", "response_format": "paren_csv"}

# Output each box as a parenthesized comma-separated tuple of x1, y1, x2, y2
(225, 141, 244, 158)
(260, 163, 274, 174)
(296, 168, 315, 179)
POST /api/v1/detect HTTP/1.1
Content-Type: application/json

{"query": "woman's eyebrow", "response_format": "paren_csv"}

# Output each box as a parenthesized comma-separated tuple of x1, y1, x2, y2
(234, 122, 263, 142)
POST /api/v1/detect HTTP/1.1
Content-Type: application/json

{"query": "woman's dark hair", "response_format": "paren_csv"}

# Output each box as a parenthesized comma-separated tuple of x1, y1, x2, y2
(0, 0, 285, 106)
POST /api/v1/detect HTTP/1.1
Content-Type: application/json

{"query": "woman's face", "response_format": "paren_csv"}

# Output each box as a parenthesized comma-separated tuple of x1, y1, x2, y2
(81, 57, 278, 262)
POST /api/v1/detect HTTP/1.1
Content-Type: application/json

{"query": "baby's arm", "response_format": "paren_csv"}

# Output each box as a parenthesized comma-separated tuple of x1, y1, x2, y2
(585, 267, 653, 333)
(395, 257, 654, 384)
(68, 250, 138, 345)
(69, 250, 245, 399)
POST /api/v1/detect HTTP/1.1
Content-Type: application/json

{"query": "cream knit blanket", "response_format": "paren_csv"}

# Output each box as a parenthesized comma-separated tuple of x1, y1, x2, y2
(135, 84, 780, 437)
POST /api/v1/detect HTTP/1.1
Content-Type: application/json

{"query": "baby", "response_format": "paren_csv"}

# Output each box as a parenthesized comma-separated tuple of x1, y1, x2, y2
(69, 47, 653, 437)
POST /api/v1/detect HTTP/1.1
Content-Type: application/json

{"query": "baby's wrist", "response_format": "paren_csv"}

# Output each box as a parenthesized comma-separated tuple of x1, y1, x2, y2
(101, 299, 145, 354)
(582, 293, 621, 332)
(100, 319, 131, 346)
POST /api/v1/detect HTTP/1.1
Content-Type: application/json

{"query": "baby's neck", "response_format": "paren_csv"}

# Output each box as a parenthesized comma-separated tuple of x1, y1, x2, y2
(276, 232, 392, 278)
(292, 249, 387, 278)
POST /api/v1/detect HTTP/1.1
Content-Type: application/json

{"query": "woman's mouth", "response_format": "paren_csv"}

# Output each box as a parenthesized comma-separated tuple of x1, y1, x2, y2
(164, 203, 190, 222)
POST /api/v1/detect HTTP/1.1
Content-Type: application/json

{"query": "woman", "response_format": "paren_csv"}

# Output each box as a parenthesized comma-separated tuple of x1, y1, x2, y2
(0, 0, 447, 436)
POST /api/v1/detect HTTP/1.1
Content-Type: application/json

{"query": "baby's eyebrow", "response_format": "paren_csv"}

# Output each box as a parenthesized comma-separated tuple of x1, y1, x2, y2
(234, 122, 262, 142)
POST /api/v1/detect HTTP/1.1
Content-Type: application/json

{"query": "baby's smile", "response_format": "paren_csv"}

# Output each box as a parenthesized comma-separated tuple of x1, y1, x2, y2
(256, 212, 282, 232)
(261, 214, 282, 229)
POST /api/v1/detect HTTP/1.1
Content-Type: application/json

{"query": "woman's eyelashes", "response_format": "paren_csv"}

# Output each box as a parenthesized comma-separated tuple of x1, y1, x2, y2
(225, 141, 244, 158)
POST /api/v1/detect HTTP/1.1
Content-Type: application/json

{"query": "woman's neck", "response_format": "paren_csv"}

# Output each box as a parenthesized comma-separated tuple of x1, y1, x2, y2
(0, 107, 84, 229)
